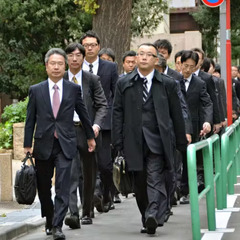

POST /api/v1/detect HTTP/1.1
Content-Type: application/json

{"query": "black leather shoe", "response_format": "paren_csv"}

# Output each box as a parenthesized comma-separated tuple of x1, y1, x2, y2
(180, 195, 190, 204)
(45, 217, 52, 235)
(164, 209, 173, 222)
(81, 216, 93, 225)
(103, 201, 111, 212)
(52, 226, 65, 240)
(45, 227, 52, 235)
(93, 194, 104, 212)
(109, 202, 115, 210)
(171, 191, 178, 206)
(145, 215, 158, 234)
(140, 227, 147, 233)
(64, 215, 80, 229)
(113, 194, 122, 203)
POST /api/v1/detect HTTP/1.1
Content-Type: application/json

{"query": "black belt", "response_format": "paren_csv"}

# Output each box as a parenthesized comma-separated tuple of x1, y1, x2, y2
(74, 121, 82, 127)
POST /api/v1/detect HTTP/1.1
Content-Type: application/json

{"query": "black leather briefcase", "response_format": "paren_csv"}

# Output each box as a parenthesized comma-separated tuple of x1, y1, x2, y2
(14, 153, 37, 205)
(113, 153, 133, 196)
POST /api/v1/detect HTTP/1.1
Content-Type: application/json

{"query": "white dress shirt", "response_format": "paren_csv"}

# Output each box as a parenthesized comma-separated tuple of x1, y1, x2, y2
(82, 57, 99, 75)
(48, 78, 63, 107)
(184, 74, 192, 92)
(67, 70, 83, 122)
(137, 69, 154, 92)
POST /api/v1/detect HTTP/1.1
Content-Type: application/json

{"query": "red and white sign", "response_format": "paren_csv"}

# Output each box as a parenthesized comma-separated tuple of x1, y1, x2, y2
(201, 0, 224, 7)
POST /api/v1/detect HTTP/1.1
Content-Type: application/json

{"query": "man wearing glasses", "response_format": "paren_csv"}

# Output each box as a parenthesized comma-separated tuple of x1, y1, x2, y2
(63, 43, 107, 228)
(112, 43, 187, 235)
(179, 50, 213, 204)
(80, 31, 119, 213)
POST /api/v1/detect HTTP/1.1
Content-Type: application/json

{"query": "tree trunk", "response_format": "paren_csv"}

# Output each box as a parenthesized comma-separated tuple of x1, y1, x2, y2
(93, 0, 132, 74)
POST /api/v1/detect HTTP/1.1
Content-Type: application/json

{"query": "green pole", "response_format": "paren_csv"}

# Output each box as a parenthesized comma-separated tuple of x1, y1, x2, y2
(205, 138, 216, 230)
(187, 144, 201, 240)
(221, 133, 228, 208)
(212, 134, 223, 210)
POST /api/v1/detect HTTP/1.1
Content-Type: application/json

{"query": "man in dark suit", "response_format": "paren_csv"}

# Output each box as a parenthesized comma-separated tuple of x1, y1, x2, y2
(119, 50, 137, 77)
(24, 48, 96, 240)
(63, 43, 107, 228)
(154, 53, 192, 219)
(80, 30, 118, 212)
(153, 40, 190, 207)
(153, 39, 183, 81)
(112, 43, 187, 235)
(192, 48, 222, 134)
(179, 50, 213, 204)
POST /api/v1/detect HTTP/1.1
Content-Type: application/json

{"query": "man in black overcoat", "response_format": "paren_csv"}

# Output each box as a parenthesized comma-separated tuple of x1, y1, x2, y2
(112, 43, 187, 235)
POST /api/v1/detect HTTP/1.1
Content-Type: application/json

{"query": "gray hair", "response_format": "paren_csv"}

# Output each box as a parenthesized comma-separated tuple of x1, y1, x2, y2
(44, 48, 68, 64)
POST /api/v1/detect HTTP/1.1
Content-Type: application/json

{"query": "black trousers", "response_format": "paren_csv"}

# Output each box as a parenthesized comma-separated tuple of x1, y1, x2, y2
(165, 149, 182, 210)
(134, 148, 167, 227)
(69, 125, 97, 217)
(96, 130, 113, 202)
(35, 138, 72, 227)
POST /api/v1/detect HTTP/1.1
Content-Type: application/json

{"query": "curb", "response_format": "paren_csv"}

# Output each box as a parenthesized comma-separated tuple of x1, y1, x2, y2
(0, 218, 44, 240)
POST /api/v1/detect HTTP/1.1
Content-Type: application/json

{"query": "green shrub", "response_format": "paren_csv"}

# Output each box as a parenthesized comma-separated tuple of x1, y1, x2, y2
(0, 97, 28, 149)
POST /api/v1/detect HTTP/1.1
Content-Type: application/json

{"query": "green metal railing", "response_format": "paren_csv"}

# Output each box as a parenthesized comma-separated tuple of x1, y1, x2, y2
(187, 135, 217, 240)
(188, 119, 240, 240)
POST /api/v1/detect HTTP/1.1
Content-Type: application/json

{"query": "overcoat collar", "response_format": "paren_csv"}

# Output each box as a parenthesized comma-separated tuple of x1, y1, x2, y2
(128, 68, 163, 83)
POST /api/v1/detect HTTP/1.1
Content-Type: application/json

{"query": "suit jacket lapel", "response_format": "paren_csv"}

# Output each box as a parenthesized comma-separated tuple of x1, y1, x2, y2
(186, 75, 195, 96)
(82, 71, 89, 101)
(97, 58, 104, 76)
(41, 81, 53, 117)
(58, 80, 71, 117)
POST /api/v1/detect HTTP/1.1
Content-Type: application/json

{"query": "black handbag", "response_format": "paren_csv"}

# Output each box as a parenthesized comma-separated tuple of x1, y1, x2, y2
(14, 152, 37, 205)
(113, 153, 133, 196)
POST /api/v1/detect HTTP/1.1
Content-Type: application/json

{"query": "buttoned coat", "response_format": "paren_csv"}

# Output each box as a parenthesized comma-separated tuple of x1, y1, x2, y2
(112, 69, 187, 171)
(24, 79, 94, 160)
(180, 74, 213, 142)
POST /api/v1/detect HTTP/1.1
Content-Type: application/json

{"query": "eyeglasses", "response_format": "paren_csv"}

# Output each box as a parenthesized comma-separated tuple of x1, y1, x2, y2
(67, 53, 82, 59)
(48, 61, 64, 66)
(183, 64, 195, 70)
(82, 43, 98, 48)
(137, 52, 157, 58)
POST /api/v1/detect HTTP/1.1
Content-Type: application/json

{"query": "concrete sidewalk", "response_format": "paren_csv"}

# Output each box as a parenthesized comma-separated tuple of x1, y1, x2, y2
(0, 200, 43, 240)
(1, 189, 240, 240)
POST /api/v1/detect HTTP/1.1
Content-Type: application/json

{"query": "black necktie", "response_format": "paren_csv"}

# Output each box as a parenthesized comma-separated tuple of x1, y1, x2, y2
(89, 64, 93, 73)
(143, 77, 148, 102)
(180, 79, 186, 95)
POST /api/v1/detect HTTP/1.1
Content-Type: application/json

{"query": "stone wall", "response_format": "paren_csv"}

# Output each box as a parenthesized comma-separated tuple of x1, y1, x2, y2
(13, 122, 25, 160)
(131, 30, 202, 66)
(0, 152, 13, 201)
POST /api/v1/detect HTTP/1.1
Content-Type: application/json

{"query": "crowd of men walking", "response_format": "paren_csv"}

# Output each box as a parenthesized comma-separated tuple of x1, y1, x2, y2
(23, 30, 239, 240)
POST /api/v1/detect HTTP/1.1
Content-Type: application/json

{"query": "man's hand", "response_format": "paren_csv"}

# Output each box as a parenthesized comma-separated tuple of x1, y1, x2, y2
(186, 134, 192, 145)
(222, 120, 227, 127)
(213, 123, 222, 134)
(87, 138, 96, 152)
(92, 124, 100, 138)
(200, 122, 211, 136)
(24, 147, 32, 155)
